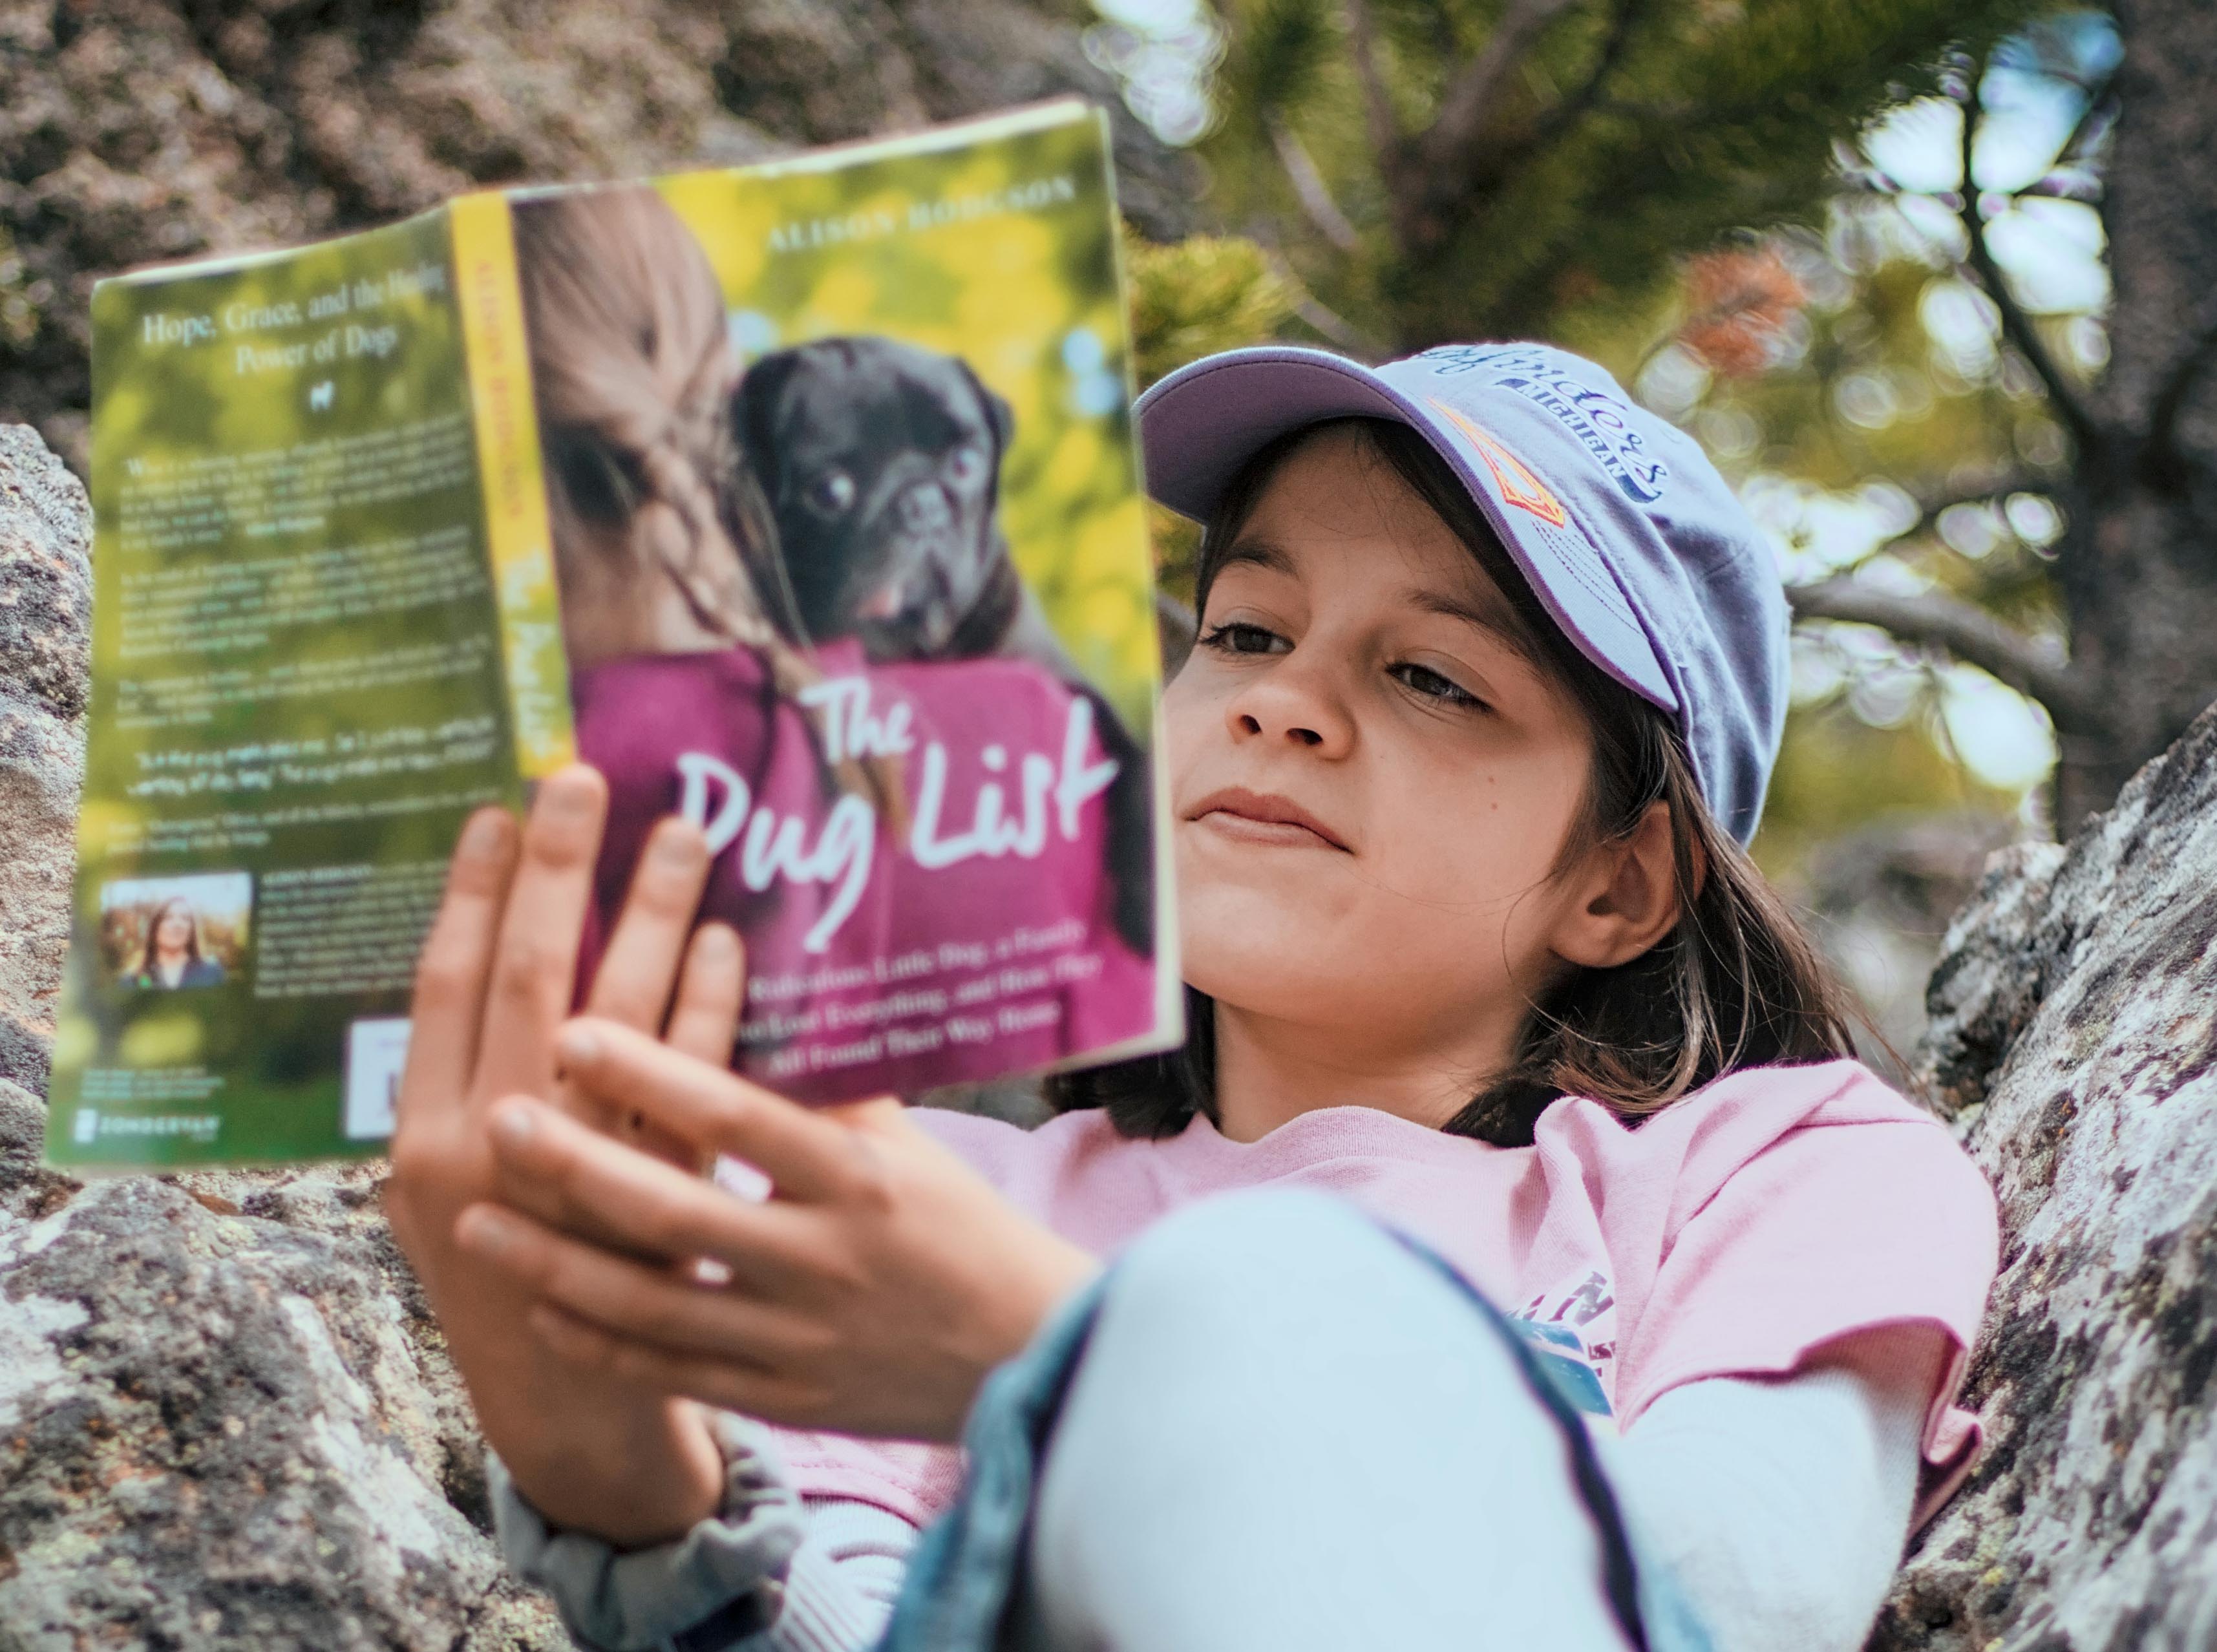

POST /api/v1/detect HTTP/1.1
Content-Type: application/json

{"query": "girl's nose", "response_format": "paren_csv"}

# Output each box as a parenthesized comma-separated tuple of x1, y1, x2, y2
(1224, 659, 1353, 756)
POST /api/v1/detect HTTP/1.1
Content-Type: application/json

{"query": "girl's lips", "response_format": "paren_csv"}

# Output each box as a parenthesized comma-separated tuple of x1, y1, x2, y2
(1185, 787, 1350, 851)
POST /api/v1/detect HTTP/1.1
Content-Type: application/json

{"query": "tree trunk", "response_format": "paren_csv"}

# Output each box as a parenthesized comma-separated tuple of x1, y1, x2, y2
(2050, 0, 2217, 827)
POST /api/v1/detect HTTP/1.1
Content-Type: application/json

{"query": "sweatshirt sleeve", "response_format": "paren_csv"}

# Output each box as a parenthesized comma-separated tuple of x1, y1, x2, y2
(487, 1412, 918, 1652)
(1596, 1331, 1935, 1652)
(1611, 1113, 1999, 1529)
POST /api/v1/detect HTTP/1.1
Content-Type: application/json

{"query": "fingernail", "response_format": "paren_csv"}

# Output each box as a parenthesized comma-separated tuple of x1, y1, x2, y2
(556, 1023, 602, 1066)
(491, 1104, 535, 1149)
(461, 811, 509, 860)
(542, 768, 601, 819)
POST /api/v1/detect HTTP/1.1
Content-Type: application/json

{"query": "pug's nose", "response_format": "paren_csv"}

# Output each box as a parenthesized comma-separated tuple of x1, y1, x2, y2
(899, 483, 953, 533)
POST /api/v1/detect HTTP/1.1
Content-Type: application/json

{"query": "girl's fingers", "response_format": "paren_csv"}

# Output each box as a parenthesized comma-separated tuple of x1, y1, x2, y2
(472, 766, 610, 1101)
(626, 921, 747, 1171)
(455, 1201, 829, 1364)
(665, 922, 745, 1067)
(529, 1302, 833, 1423)
(485, 1097, 817, 1287)
(555, 1019, 868, 1205)
(584, 818, 714, 1033)
(398, 807, 520, 1117)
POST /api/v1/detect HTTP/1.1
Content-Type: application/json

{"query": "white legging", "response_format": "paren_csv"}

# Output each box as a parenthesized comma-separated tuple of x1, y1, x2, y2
(1007, 1190, 1662, 1652)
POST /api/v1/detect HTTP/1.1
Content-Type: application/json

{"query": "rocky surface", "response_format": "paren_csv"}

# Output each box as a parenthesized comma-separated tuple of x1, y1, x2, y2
(0, 0, 1201, 472)
(0, 426, 88, 1104)
(1792, 810, 2022, 1078)
(1869, 699, 2217, 1651)
(0, 1129, 568, 1649)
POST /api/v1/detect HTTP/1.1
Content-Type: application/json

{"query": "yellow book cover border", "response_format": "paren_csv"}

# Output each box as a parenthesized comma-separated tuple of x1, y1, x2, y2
(449, 191, 575, 779)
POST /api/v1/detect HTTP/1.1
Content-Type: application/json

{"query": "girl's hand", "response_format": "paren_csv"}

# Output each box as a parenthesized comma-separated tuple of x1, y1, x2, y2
(383, 767, 737, 1546)
(456, 1021, 1102, 1443)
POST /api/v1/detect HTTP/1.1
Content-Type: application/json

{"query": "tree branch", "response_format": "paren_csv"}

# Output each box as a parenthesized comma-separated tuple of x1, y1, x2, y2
(1452, 0, 1646, 191)
(2144, 317, 2217, 489)
(1256, 248, 1392, 358)
(1522, 0, 1644, 153)
(1417, 0, 1584, 177)
(1900, 472, 2052, 537)
(1787, 579, 2088, 726)
(1268, 116, 1361, 252)
(1340, 0, 1399, 167)
(1956, 79, 2106, 463)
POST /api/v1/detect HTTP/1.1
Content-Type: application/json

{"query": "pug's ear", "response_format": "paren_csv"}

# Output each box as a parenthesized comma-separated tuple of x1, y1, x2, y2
(958, 359, 1015, 454)
(734, 348, 805, 489)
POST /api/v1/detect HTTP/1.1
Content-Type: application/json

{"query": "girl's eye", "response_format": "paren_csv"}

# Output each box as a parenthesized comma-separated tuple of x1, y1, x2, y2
(1198, 621, 1286, 656)
(1391, 662, 1485, 708)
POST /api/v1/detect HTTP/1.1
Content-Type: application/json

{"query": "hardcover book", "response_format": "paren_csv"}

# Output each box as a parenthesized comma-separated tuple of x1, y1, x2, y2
(49, 100, 1179, 1170)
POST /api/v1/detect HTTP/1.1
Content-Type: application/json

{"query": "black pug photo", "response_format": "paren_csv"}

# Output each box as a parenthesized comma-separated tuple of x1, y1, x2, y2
(736, 335, 1153, 959)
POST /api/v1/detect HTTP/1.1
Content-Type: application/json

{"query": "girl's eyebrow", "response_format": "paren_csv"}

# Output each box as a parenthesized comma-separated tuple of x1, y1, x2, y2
(1215, 538, 1296, 577)
(1403, 584, 1542, 665)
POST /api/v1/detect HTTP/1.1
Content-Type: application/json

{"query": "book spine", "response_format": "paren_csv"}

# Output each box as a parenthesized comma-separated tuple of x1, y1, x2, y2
(449, 192, 575, 778)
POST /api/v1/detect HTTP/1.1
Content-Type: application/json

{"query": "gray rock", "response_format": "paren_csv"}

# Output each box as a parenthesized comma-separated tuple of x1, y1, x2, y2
(1791, 810, 2023, 1079)
(0, 425, 88, 1101)
(0, 1099, 568, 1650)
(1870, 699, 2217, 1651)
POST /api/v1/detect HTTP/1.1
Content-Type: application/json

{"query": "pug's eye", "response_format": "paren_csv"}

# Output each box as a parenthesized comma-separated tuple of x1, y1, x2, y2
(944, 443, 988, 487)
(804, 470, 857, 516)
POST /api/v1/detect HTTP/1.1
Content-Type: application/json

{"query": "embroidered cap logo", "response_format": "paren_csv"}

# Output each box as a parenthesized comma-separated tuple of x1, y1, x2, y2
(1426, 399, 1571, 528)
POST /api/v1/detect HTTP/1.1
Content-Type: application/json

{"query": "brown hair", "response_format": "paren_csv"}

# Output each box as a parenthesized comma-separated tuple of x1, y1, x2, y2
(513, 189, 902, 820)
(514, 187, 772, 663)
(1055, 418, 1862, 1147)
(135, 895, 203, 977)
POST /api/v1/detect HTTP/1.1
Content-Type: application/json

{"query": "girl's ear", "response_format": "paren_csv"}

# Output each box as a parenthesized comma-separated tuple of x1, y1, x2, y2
(1548, 800, 1686, 971)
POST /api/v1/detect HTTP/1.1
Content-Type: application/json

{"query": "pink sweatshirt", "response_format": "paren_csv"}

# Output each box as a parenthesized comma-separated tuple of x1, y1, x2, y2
(774, 1057, 1999, 1534)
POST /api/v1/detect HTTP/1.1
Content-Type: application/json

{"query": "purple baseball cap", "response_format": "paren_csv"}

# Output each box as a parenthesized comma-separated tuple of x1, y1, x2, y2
(1134, 343, 1790, 845)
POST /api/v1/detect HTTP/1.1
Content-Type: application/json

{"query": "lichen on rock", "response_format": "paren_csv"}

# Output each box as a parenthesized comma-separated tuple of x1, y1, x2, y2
(0, 424, 89, 1103)
(1871, 701, 2217, 1651)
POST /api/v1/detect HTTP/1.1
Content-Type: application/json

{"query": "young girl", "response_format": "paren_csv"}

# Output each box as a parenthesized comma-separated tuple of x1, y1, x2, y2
(385, 343, 1999, 1652)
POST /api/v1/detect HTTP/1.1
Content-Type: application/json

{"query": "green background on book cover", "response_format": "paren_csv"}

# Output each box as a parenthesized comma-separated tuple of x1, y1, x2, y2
(53, 209, 519, 1168)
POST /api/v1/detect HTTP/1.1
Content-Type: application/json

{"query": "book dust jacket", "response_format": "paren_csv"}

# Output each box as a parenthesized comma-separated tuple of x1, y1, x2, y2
(51, 101, 1179, 1170)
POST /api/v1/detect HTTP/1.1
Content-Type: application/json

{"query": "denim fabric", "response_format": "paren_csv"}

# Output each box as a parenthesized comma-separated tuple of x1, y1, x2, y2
(877, 1192, 1713, 1652)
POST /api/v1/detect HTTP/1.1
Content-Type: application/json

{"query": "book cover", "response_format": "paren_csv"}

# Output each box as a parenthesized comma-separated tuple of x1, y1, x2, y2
(48, 100, 1178, 1170)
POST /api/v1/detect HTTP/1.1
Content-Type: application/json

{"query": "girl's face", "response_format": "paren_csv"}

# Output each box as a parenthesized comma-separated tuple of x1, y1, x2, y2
(1164, 426, 1599, 1083)
(155, 903, 194, 949)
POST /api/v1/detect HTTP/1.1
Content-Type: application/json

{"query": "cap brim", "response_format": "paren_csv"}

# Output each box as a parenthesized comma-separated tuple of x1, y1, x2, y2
(1136, 346, 1678, 714)
(1136, 348, 1415, 522)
